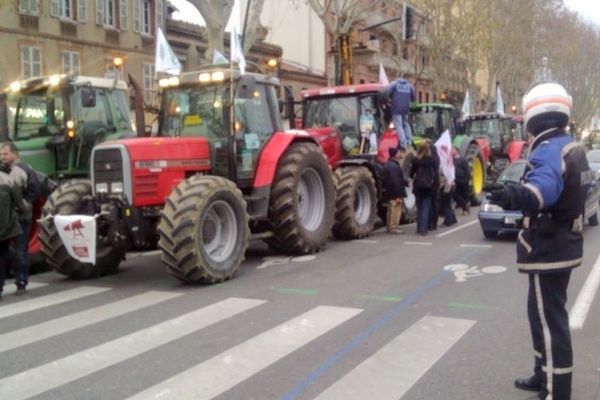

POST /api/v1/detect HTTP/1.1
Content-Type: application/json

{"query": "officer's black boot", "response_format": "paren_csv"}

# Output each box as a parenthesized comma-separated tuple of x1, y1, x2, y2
(515, 375, 542, 392)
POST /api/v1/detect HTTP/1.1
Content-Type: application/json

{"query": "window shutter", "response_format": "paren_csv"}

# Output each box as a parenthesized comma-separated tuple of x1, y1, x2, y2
(120, 0, 128, 30)
(96, 0, 104, 25)
(50, 0, 60, 16)
(78, 0, 87, 22)
(133, 0, 140, 32)
(156, 0, 164, 31)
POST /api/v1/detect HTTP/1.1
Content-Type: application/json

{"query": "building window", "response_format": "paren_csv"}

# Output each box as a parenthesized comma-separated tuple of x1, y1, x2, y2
(418, 91, 422, 103)
(120, 0, 128, 30)
(134, 0, 154, 35)
(425, 92, 430, 102)
(97, 0, 116, 28)
(51, 0, 74, 19)
(78, 0, 87, 22)
(143, 63, 155, 105)
(156, 0, 164, 31)
(19, 0, 39, 15)
(62, 51, 80, 75)
(21, 46, 42, 79)
(142, 0, 152, 35)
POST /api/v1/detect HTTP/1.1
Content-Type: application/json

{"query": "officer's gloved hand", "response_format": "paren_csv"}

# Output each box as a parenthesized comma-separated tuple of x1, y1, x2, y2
(489, 186, 512, 210)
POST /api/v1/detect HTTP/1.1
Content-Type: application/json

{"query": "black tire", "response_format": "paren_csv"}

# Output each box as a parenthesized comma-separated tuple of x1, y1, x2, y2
(400, 151, 417, 223)
(266, 143, 335, 254)
(39, 180, 125, 279)
(589, 210, 599, 226)
(158, 175, 249, 284)
(483, 229, 497, 239)
(332, 167, 377, 239)
(465, 143, 486, 205)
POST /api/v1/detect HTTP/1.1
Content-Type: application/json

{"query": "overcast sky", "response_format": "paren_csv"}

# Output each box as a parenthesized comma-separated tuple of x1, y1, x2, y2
(169, 0, 600, 28)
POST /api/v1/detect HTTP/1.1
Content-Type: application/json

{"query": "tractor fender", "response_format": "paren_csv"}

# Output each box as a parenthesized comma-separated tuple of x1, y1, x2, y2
(456, 136, 476, 158)
(507, 140, 528, 161)
(474, 137, 491, 164)
(253, 131, 321, 188)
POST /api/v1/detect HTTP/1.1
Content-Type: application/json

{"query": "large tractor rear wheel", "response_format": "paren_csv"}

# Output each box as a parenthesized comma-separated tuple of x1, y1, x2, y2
(39, 180, 125, 279)
(159, 175, 249, 284)
(465, 144, 486, 205)
(266, 143, 335, 254)
(333, 167, 376, 239)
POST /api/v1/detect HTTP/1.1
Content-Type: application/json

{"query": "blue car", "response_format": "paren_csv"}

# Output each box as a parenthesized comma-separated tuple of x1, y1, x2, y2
(478, 160, 600, 238)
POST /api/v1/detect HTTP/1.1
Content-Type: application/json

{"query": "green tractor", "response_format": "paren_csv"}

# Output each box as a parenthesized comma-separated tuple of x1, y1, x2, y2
(0, 74, 140, 267)
(409, 103, 488, 204)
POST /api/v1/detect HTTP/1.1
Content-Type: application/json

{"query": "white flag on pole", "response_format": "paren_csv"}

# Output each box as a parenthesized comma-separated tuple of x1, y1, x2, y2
(54, 215, 97, 264)
(155, 27, 181, 75)
(213, 49, 228, 65)
(496, 83, 505, 115)
(434, 129, 455, 184)
(379, 63, 389, 85)
(231, 24, 246, 74)
(461, 90, 471, 119)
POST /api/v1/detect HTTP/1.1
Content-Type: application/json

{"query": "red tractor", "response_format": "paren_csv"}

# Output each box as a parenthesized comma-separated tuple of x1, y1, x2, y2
(299, 83, 411, 238)
(39, 68, 336, 283)
(462, 112, 529, 182)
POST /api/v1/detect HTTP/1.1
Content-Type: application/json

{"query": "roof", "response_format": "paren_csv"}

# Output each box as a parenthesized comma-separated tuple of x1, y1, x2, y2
(411, 103, 454, 111)
(174, 66, 280, 86)
(465, 112, 512, 120)
(5, 75, 129, 93)
(301, 84, 386, 99)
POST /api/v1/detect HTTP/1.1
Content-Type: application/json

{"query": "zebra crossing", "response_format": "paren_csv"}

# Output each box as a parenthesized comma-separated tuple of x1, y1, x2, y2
(0, 283, 476, 400)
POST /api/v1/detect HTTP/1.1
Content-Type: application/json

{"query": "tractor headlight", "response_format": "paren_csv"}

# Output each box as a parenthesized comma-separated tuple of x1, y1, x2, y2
(95, 182, 108, 193)
(111, 182, 124, 194)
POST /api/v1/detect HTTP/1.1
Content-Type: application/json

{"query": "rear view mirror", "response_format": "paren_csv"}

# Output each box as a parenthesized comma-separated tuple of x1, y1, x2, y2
(81, 87, 96, 108)
(236, 75, 256, 99)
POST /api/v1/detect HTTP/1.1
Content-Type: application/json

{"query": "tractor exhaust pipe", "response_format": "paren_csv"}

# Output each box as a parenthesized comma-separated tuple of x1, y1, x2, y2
(128, 73, 146, 137)
(0, 93, 9, 141)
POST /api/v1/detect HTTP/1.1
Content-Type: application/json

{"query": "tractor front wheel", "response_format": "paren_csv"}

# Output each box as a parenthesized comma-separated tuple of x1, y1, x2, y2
(39, 180, 125, 279)
(266, 143, 335, 253)
(333, 167, 376, 239)
(158, 175, 249, 284)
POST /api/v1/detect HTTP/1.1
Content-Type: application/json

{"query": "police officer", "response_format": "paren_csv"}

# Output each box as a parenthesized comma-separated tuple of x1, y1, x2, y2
(488, 83, 589, 400)
(386, 76, 416, 150)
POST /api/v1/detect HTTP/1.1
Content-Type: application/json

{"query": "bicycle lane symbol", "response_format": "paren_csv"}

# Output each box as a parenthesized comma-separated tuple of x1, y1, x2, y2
(256, 255, 317, 270)
(443, 264, 507, 282)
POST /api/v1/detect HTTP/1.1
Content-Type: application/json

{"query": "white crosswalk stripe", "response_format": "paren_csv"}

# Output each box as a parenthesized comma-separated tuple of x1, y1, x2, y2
(126, 305, 363, 400)
(315, 316, 476, 400)
(0, 297, 266, 400)
(0, 291, 182, 353)
(0, 286, 111, 320)
(1, 282, 47, 295)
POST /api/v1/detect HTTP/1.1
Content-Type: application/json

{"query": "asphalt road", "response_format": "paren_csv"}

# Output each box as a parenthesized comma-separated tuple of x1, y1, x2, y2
(1, 211, 599, 400)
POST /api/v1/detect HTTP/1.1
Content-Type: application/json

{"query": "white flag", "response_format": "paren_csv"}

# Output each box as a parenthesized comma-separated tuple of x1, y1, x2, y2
(461, 90, 471, 119)
(230, 24, 246, 74)
(434, 129, 455, 184)
(379, 63, 389, 85)
(213, 49, 228, 65)
(54, 215, 97, 265)
(155, 27, 181, 75)
(496, 83, 505, 115)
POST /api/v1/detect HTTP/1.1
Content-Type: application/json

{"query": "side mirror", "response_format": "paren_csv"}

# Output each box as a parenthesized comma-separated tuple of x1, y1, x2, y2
(236, 75, 256, 100)
(81, 87, 96, 108)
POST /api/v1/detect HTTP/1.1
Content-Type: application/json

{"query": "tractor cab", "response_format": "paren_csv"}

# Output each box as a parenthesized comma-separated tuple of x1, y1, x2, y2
(157, 69, 283, 187)
(464, 112, 513, 156)
(409, 103, 457, 146)
(2, 75, 135, 179)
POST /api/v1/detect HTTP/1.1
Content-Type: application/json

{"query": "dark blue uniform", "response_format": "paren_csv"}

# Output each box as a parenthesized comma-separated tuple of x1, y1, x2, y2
(491, 127, 590, 400)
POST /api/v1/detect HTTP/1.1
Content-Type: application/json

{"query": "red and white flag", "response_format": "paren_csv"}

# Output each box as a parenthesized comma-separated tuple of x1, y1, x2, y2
(434, 129, 455, 184)
(379, 63, 389, 85)
(54, 215, 97, 264)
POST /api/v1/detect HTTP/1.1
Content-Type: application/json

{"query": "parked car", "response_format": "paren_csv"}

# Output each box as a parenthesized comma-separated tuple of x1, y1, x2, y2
(478, 160, 600, 238)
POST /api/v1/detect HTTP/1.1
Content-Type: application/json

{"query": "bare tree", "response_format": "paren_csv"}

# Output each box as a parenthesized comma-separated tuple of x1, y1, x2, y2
(187, 0, 235, 61)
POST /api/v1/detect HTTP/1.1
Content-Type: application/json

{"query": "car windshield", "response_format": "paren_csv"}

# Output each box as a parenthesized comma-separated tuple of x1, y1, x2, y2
(498, 162, 526, 184)
(586, 150, 600, 163)
(465, 118, 501, 145)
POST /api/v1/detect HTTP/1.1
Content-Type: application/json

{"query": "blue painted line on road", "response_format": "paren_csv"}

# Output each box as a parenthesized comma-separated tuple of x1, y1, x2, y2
(280, 248, 481, 400)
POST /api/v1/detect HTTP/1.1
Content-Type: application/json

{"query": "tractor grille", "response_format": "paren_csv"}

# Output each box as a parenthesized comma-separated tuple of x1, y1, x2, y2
(94, 148, 124, 182)
(135, 174, 158, 201)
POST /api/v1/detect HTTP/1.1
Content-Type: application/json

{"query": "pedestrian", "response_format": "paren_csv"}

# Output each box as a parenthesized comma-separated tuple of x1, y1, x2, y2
(410, 141, 436, 236)
(1, 142, 41, 295)
(0, 163, 23, 301)
(453, 147, 471, 215)
(386, 76, 415, 150)
(383, 147, 408, 234)
(488, 82, 588, 400)
(426, 139, 441, 230)
(439, 171, 457, 227)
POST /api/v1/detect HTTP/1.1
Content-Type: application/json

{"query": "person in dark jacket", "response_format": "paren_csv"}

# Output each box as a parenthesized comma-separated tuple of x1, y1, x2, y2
(410, 142, 436, 235)
(383, 147, 408, 233)
(453, 147, 471, 215)
(0, 163, 23, 301)
(426, 139, 441, 230)
(489, 82, 585, 400)
(387, 77, 416, 150)
(1, 142, 40, 295)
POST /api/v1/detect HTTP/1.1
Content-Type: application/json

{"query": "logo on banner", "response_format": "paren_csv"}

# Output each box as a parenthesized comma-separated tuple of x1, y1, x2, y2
(54, 215, 97, 264)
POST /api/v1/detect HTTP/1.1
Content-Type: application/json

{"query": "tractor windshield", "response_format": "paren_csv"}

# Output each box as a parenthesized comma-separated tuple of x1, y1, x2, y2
(411, 110, 438, 141)
(304, 96, 358, 132)
(465, 118, 501, 146)
(13, 89, 66, 140)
